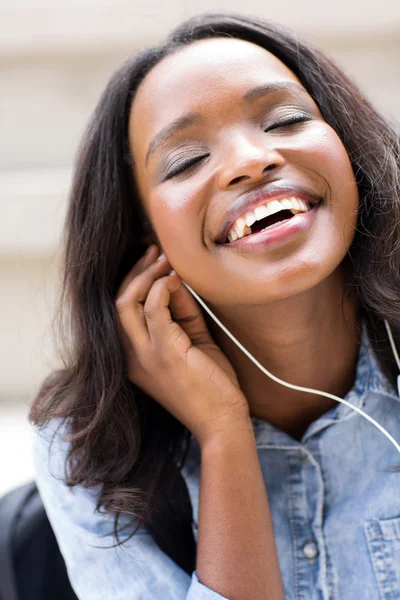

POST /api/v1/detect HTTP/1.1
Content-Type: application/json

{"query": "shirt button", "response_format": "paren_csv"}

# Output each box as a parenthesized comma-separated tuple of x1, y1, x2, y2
(302, 540, 319, 560)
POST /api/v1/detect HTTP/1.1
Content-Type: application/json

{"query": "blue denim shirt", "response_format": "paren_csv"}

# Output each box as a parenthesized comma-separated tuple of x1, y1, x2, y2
(33, 322, 400, 599)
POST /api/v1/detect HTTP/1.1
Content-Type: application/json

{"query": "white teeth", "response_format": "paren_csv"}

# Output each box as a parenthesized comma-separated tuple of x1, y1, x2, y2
(235, 216, 247, 231)
(228, 226, 251, 242)
(280, 198, 294, 210)
(267, 200, 283, 216)
(254, 205, 269, 220)
(298, 199, 308, 211)
(245, 212, 257, 227)
(226, 196, 312, 243)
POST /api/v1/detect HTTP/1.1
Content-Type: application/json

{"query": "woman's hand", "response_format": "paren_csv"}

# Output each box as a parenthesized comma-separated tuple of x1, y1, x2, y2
(115, 245, 250, 448)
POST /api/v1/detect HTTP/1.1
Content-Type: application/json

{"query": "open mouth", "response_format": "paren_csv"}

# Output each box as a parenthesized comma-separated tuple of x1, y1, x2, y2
(248, 209, 295, 234)
(222, 199, 322, 245)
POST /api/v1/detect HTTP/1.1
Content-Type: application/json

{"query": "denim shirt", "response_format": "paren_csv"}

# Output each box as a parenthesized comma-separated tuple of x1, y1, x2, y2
(32, 322, 400, 600)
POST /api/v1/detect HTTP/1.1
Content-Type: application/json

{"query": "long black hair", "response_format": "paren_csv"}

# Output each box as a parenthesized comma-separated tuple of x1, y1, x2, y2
(29, 11, 400, 544)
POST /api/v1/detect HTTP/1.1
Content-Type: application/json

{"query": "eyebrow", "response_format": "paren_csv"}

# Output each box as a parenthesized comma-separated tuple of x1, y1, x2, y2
(145, 81, 309, 165)
(145, 113, 202, 165)
(243, 80, 309, 103)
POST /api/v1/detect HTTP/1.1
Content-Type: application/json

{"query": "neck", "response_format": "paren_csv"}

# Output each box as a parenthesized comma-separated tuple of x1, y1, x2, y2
(207, 266, 361, 441)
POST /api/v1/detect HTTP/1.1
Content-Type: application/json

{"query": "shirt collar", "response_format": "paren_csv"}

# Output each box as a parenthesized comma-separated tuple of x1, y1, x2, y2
(349, 319, 398, 405)
(250, 319, 399, 447)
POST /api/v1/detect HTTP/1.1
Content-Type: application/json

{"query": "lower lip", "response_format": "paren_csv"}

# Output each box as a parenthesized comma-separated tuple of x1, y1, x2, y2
(220, 203, 321, 253)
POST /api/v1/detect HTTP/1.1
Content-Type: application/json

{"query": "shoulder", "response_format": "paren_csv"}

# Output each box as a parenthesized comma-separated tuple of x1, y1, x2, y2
(32, 417, 70, 476)
(31, 419, 206, 599)
(32, 418, 111, 537)
(32, 416, 82, 490)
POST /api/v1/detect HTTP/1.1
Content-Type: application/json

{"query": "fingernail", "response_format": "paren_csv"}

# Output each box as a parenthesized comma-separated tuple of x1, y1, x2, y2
(168, 269, 176, 276)
(156, 252, 166, 262)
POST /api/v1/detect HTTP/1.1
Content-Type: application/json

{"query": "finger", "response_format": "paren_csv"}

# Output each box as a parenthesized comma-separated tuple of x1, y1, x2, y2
(115, 254, 172, 347)
(166, 273, 213, 345)
(143, 273, 193, 351)
(117, 252, 171, 307)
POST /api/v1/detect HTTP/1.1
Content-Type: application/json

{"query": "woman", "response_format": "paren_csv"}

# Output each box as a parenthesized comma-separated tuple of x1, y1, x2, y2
(30, 11, 400, 600)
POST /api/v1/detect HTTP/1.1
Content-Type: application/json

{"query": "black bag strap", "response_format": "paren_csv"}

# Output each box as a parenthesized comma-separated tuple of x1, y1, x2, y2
(0, 474, 196, 600)
(0, 481, 39, 600)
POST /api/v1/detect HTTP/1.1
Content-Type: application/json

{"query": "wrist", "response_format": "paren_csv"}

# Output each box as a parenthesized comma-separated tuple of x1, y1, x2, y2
(198, 414, 255, 452)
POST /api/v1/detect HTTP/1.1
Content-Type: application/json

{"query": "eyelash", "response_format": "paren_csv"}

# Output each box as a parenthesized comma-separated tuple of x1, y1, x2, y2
(164, 114, 311, 180)
(264, 113, 311, 132)
(164, 154, 210, 180)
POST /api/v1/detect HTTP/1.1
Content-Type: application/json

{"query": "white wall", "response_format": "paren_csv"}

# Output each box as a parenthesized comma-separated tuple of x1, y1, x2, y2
(1, 0, 400, 494)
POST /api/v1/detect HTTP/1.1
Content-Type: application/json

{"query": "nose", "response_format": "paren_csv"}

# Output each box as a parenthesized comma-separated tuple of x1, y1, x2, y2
(217, 132, 285, 189)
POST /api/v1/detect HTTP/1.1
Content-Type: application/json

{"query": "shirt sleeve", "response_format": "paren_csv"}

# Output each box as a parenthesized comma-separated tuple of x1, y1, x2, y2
(32, 419, 229, 600)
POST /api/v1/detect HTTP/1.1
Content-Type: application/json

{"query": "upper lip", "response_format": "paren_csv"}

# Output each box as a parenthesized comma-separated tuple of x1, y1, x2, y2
(215, 181, 323, 244)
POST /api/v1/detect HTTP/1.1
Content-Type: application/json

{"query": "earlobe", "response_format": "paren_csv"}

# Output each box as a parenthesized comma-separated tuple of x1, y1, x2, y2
(140, 233, 155, 245)
(140, 216, 164, 252)
(140, 230, 163, 253)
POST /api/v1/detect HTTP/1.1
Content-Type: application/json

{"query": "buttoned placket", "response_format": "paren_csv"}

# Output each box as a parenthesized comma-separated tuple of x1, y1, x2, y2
(252, 433, 338, 600)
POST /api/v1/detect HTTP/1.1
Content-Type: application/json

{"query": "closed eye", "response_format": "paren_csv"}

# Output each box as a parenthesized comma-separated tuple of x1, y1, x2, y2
(164, 154, 210, 180)
(163, 114, 311, 180)
(264, 114, 312, 132)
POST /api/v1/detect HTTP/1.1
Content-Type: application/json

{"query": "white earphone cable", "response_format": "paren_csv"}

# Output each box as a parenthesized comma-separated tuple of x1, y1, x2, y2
(182, 281, 400, 454)
(384, 319, 400, 371)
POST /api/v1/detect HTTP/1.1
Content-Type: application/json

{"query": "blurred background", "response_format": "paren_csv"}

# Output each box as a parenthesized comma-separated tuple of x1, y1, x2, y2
(1, 0, 400, 496)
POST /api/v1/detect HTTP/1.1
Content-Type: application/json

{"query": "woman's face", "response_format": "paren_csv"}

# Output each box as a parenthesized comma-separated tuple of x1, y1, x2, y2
(129, 37, 359, 306)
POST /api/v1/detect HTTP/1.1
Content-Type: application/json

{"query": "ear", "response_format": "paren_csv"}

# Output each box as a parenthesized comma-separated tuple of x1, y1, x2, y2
(140, 232, 158, 246)
(140, 222, 162, 251)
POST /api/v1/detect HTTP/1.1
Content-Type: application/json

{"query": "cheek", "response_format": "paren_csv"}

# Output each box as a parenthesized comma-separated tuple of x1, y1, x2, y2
(288, 124, 359, 231)
(317, 130, 358, 200)
(148, 187, 204, 257)
(290, 123, 357, 187)
(318, 131, 359, 242)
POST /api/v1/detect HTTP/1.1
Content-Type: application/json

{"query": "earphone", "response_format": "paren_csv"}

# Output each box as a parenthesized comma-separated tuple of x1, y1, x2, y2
(181, 280, 400, 454)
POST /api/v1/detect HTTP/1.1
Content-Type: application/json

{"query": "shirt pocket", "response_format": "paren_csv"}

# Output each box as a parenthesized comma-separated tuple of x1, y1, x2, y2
(364, 516, 400, 600)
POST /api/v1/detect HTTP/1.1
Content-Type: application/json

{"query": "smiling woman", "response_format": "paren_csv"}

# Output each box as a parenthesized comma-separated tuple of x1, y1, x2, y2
(29, 11, 400, 600)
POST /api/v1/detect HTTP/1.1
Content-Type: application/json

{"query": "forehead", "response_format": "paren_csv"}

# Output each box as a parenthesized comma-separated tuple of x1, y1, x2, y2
(129, 38, 303, 161)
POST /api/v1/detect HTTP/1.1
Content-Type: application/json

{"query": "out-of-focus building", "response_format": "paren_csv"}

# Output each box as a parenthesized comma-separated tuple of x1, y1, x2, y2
(1, 0, 400, 494)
